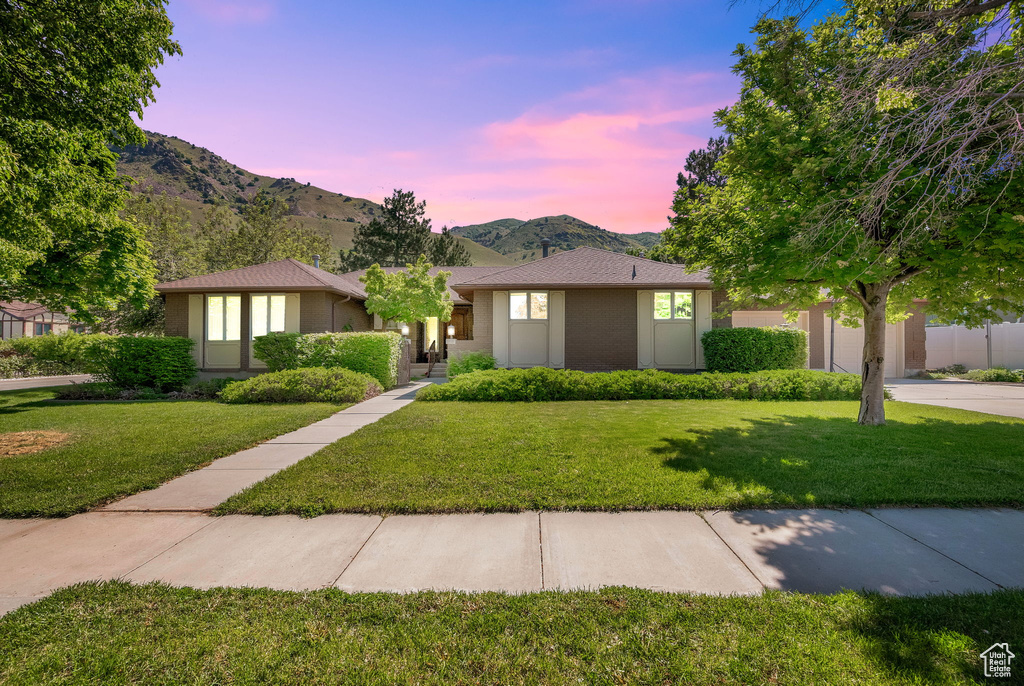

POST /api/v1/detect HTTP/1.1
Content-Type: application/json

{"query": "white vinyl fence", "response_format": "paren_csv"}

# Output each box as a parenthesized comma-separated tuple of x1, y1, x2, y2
(926, 321, 1024, 370)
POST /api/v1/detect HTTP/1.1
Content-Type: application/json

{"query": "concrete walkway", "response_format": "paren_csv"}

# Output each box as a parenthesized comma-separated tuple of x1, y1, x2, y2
(887, 378, 1024, 419)
(101, 381, 430, 512)
(2, 507, 1021, 616)
(0, 374, 92, 391)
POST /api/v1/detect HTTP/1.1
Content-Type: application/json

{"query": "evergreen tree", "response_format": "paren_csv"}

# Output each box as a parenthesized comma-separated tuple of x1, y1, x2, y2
(338, 189, 470, 270)
(676, 135, 730, 199)
(428, 226, 472, 267)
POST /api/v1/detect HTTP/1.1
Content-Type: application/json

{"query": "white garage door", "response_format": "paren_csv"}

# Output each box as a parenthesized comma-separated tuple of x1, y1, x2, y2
(827, 319, 903, 377)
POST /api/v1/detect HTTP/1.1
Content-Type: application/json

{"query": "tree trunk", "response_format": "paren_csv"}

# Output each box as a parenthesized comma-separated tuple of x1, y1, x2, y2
(858, 284, 889, 426)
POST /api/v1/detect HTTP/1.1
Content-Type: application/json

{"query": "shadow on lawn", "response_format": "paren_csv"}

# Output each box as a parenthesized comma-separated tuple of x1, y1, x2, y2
(652, 414, 1023, 509)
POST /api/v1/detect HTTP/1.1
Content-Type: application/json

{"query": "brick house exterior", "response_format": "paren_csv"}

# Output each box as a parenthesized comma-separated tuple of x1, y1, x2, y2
(156, 248, 927, 376)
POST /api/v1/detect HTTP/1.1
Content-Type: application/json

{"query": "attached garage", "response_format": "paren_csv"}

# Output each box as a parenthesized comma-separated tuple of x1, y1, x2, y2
(826, 319, 904, 377)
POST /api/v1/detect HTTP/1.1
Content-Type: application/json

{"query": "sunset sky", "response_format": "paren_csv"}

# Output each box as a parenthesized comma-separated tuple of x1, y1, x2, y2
(140, 1, 785, 234)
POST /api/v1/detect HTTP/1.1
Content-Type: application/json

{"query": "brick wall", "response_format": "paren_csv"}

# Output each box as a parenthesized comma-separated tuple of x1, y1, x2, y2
(808, 303, 829, 369)
(564, 289, 637, 371)
(904, 304, 927, 371)
(331, 296, 371, 331)
(458, 291, 493, 355)
(711, 290, 733, 328)
(299, 291, 328, 333)
(164, 294, 189, 337)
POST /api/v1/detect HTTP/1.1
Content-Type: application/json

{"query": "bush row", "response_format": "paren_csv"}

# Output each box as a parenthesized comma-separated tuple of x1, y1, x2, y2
(253, 331, 403, 389)
(0, 333, 112, 378)
(219, 368, 382, 404)
(416, 367, 863, 402)
(701, 326, 808, 372)
(88, 337, 197, 393)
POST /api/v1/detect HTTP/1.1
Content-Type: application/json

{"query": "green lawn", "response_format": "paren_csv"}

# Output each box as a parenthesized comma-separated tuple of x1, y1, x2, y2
(219, 400, 1024, 516)
(0, 582, 1019, 684)
(0, 388, 338, 517)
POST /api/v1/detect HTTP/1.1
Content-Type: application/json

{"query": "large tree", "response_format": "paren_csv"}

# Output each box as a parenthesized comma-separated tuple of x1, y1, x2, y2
(0, 0, 179, 316)
(338, 189, 471, 271)
(664, 12, 1024, 425)
(359, 255, 454, 326)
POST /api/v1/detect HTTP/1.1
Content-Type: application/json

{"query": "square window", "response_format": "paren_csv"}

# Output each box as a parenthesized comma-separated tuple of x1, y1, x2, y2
(33, 323, 52, 336)
(530, 292, 548, 320)
(510, 292, 529, 320)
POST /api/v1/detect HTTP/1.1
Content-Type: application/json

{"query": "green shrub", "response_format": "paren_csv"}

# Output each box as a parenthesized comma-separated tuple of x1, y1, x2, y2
(218, 368, 382, 404)
(87, 337, 197, 392)
(417, 367, 862, 402)
(447, 352, 496, 379)
(251, 332, 303, 372)
(10, 332, 111, 372)
(959, 367, 1022, 383)
(701, 326, 808, 372)
(253, 331, 403, 389)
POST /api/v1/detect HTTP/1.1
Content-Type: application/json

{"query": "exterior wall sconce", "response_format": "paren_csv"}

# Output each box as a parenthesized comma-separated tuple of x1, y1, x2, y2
(447, 324, 456, 338)
(400, 324, 410, 337)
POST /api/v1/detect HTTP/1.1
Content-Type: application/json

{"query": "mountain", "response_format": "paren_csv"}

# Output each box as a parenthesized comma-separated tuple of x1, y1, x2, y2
(114, 132, 514, 267)
(451, 215, 661, 262)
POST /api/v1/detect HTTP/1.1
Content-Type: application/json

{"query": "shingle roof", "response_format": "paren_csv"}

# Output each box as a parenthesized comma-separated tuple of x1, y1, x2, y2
(342, 266, 509, 304)
(155, 259, 367, 299)
(0, 301, 51, 319)
(450, 247, 712, 289)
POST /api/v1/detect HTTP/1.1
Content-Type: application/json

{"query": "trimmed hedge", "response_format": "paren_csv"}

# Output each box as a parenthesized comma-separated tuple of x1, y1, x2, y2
(253, 331, 403, 389)
(218, 367, 382, 404)
(702, 326, 808, 372)
(9, 332, 111, 371)
(447, 351, 496, 379)
(87, 337, 197, 392)
(417, 367, 863, 402)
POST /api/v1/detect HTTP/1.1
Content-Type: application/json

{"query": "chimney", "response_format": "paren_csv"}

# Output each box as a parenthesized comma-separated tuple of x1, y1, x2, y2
(313, 254, 321, 269)
(540, 238, 551, 258)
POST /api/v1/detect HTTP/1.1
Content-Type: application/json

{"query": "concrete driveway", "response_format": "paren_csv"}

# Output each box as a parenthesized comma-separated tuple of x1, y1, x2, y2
(887, 378, 1024, 419)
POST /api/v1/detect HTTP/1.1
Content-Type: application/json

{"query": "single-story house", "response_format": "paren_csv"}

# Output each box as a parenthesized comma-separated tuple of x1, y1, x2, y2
(0, 301, 82, 340)
(156, 247, 926, 377)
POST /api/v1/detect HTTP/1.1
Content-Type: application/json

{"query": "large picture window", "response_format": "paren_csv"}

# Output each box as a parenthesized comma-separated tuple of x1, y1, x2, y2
(654, 291, 694, 320)
(510, 291, 548, 320)
(207, 295, 241, 341)
(251, 294, 286, 338)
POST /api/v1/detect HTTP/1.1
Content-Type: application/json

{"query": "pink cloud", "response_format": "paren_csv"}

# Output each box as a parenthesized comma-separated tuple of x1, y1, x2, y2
(240, 68, 738, 234)
(182, 0, 275, 24)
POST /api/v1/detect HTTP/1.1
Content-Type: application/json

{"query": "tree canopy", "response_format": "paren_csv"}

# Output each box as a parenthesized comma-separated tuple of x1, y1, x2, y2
(0, 0, 180, 317)
(663, 9, 1024, 424)
(359, 256, 454, 325)
(339, 189, 471, 271)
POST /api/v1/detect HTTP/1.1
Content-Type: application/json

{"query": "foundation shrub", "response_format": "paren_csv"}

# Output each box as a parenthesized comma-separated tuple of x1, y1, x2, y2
(417, 368, 862, 402)
(218, 368, 381, 404)
(702, 326, 808, 372)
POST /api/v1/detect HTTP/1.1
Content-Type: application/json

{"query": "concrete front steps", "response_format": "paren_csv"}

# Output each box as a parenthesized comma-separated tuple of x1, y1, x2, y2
(410, 363, 447, 378)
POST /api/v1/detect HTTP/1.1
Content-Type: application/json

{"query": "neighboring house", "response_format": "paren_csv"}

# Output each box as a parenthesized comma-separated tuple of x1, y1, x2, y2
(0, 301, 81, 340)
(156, 247, 927, 377)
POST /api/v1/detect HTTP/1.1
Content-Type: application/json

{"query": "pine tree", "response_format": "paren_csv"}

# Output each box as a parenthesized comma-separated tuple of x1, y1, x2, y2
(428, 226, 472, 266)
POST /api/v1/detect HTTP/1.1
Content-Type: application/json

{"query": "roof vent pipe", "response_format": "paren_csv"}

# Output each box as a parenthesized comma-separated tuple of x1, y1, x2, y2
(313, 254, 321, 269)
(540, 238, 551, 258)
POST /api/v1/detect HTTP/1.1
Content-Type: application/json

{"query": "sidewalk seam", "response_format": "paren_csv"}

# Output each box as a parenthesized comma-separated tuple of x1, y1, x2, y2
(698, 510, 767, 592)
(538, 512, 545, 591)
(862, 509, 1004, 589)
(330, 516, 385, 588)
(119, 515, 220, 580)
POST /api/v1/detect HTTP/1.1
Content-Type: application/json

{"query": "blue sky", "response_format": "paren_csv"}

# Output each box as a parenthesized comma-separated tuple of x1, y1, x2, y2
(140, 0, 814, 232)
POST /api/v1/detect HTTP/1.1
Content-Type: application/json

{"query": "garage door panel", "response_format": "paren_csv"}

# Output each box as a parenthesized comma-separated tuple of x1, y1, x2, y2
(829, 320, 901, 376)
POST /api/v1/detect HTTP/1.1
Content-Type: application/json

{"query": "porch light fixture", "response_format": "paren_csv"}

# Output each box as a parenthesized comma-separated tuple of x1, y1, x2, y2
(447, 324, 455, 337)
(400, 324, 410, 337)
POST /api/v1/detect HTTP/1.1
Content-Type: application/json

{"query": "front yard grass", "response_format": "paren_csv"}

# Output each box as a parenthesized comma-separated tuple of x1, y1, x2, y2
(0, 582, 1020, 684)
(0, 388, 338, 517)
(219, 400, 1024, 515)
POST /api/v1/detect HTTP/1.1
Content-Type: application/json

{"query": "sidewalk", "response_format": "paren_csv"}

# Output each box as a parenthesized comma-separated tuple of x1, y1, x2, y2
(100, 381, 429, 512)
(2, 507, 1021, 616)
(0, 374, 92, 391)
